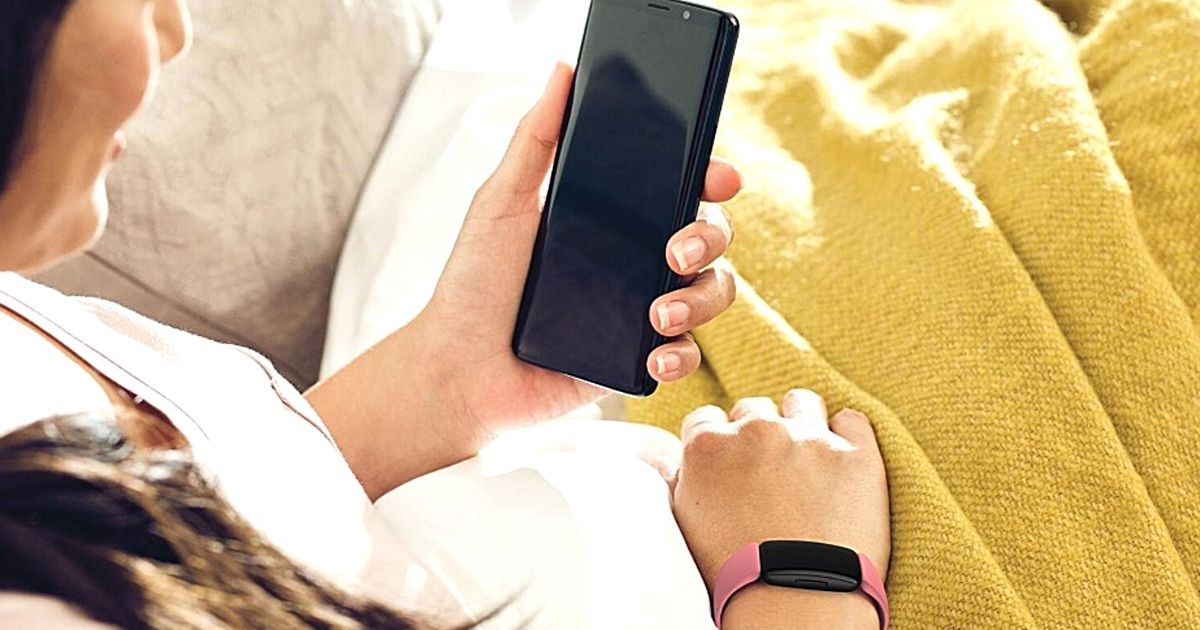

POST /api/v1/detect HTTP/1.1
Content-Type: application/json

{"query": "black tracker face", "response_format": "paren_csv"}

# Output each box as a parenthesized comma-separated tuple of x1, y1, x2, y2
(512, 0, 739, 396)
(759, 540, 863, 592)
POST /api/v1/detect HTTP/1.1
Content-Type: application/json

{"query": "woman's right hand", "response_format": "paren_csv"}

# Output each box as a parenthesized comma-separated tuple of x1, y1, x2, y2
(667, 391, 890, 626)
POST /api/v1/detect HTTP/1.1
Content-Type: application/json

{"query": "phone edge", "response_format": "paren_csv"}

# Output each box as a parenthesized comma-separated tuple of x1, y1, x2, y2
(513, 2, 741, 398)
(634, 4, 740, 397)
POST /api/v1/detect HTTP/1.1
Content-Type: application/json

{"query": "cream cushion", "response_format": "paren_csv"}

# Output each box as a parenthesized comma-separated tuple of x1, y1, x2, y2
(37, 0, 442, 387)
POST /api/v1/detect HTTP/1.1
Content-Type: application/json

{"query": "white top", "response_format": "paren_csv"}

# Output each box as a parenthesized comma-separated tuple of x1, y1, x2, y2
(0, 273, 460, 622)
(0, 273, 715, 629)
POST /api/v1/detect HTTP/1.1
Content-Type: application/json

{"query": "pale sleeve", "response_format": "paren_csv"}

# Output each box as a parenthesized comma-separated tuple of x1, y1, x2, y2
(373, 419, 715, 629)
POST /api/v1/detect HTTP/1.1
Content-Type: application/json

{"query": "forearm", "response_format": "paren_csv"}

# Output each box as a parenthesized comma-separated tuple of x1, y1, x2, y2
(723, 585, 881, 630)
(305, 315, 487, 501)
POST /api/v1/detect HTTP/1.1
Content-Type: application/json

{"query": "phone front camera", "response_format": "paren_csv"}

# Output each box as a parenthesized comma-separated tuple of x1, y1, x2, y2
(682, 10, 691, 19)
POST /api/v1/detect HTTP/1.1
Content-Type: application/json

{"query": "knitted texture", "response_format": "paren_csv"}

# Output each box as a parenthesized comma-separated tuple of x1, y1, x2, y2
(628, 0, 1200, 627)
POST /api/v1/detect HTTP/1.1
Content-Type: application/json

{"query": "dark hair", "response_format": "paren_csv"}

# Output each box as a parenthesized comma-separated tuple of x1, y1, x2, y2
(0, 0, 71, 192)
(0, 415, 433, 629)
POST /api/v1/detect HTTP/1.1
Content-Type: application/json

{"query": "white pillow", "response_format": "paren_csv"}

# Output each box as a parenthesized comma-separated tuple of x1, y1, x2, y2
(321, 0, 590, 378)
(38, 0, 442, 387)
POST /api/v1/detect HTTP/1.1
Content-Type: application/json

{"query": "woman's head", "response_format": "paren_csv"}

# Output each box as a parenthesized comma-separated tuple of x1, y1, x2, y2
(0, 0, 191, 273)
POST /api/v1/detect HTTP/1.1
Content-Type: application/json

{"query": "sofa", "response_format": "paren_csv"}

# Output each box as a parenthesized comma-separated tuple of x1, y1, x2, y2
(35, 0, 443, 388)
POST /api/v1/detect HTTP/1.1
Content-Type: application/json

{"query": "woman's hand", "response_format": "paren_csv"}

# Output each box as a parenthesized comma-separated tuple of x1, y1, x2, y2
(308, 64, 741, 500)
(667, 391, 890, 629)
(414, 63, 742, 427)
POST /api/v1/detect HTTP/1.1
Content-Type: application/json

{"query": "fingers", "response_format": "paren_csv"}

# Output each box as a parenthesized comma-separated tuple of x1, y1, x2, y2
(702, 157, 743, 202)
(680, 396, 878, 462)
(647, 335, 702, 383)
(697, 202, 734, 248)
(650, 266, 736, 337)
(681, 404, 730, 443)
(730, 397, 780, 421)
(782, 389, 828, 429)
(666, 204, 733, 275)
(486, 63, 574, 200)
(828, 408, 882, 452)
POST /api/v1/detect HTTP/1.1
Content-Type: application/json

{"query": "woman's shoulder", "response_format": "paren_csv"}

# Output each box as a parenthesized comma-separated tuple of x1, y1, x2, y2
(0, 273, 328, 443)
(0, 272, 220, 359)
(0, 297, 113, 428)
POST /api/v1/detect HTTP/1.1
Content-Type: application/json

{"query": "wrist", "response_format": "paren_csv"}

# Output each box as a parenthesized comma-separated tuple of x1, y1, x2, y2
(723, 584, 881, 630)
(402, 308, 495, 432)
(709, 541, 888, 630)
(306, 313, 484, 499)
(377, 311, 493, 447)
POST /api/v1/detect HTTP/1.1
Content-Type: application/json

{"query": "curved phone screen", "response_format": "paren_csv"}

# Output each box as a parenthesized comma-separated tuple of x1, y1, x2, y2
(515, 0, 723, 394)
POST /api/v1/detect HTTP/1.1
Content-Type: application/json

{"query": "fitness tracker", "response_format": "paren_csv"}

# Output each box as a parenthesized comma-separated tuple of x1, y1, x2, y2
(711, 540, 889, 629)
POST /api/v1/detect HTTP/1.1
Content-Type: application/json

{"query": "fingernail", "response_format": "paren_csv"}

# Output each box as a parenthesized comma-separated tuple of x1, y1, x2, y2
(698, 203, 734, 244)
(656, 352, 683, 375)
(656, 301, 691, 330)
(671, 237, 707, 271)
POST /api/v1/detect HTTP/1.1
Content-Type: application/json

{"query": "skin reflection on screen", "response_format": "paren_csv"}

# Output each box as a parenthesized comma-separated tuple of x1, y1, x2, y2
(522, 54, 689, 388)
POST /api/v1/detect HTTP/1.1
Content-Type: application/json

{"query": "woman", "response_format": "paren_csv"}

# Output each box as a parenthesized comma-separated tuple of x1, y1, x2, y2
(0, 1, 890, 628)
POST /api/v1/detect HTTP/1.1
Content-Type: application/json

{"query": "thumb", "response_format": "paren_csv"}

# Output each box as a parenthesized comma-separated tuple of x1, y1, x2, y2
(485, 63, 573, 200)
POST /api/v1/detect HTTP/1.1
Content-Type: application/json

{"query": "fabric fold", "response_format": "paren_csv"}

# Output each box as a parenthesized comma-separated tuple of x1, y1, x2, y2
(629, 0, 1200, 626)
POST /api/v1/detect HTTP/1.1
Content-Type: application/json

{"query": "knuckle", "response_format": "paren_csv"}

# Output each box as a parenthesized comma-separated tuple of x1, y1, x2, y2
(515, 114, 555, 152)
(739, 417, 787, 442)
(844, 407, 871, 423)
(830, 408, 870, 432)
(730, 396, 772, 419)
(784, 388, 823, 407)
(804, 440, 853, 468)
(683, 430, 724, 460)
(685, 404, 725, 426)
(795, 433, 831, 453)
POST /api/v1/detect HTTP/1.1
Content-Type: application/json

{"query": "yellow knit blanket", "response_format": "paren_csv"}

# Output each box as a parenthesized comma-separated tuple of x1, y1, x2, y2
(629, 0, 1200, 626)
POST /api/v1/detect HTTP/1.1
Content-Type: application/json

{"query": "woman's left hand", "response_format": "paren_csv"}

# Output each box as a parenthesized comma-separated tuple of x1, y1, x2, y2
(415, 63, 741, 429)
(309, 63, 740, 497)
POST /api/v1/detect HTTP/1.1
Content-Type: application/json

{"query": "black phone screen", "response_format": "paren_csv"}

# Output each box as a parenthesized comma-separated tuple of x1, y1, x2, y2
(514, 0, 730, 395)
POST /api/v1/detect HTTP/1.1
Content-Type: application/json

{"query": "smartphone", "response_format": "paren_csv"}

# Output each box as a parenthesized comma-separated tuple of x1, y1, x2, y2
(512, 0, 739, 396)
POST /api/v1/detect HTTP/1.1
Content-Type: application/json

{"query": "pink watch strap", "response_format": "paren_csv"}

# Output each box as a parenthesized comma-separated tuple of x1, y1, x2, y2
(711, 542, 889, 629)
(712, 543, 761, 625)
(858, 551, 890, 629)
